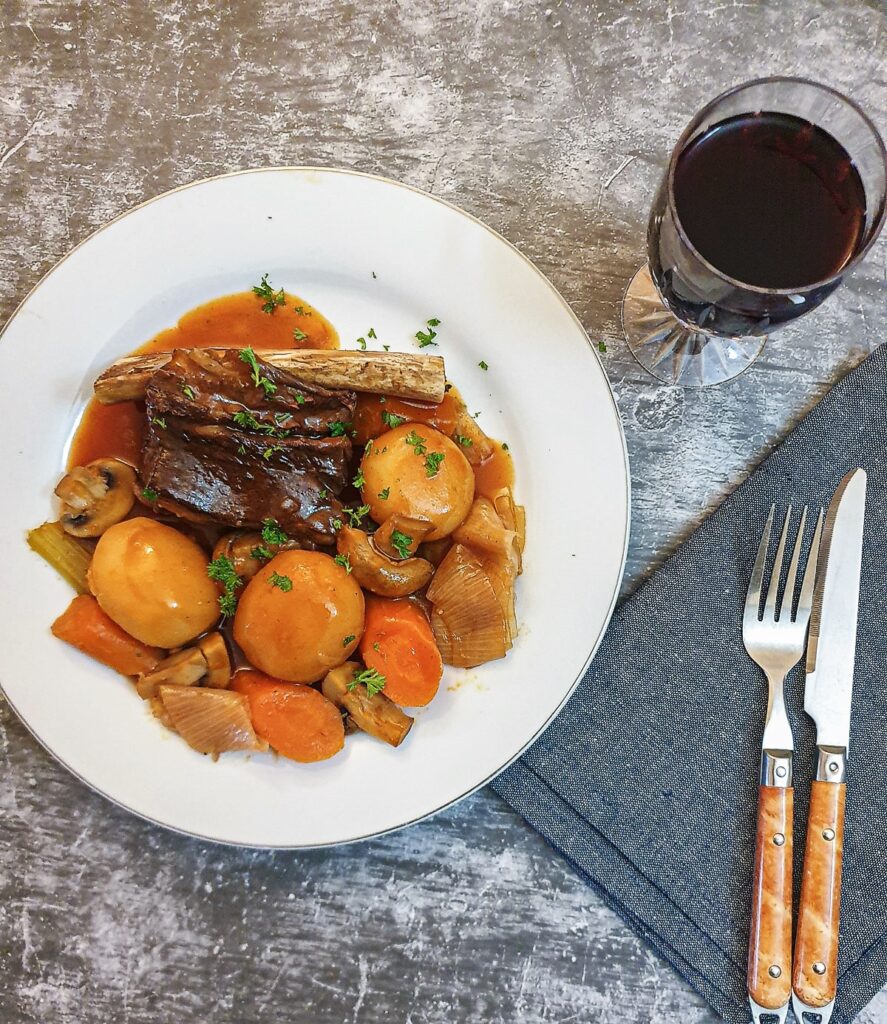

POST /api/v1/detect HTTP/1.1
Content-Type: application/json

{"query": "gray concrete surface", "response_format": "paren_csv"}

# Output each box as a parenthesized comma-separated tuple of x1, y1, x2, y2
(1, 1, 885, 1021)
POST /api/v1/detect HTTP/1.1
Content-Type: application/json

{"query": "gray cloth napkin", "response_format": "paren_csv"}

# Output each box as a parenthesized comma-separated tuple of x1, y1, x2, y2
(492, 344, 887, 1024)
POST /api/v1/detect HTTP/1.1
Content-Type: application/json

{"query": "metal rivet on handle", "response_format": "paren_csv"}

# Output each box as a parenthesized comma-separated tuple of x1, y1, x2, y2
(812, 962, 826, 975)
(829, 761, 839, 773)
(773, 833, 785, 846)
(822, 828, 835, 841)
(768, 965, 782, 978)
(775, 765, 787, 778)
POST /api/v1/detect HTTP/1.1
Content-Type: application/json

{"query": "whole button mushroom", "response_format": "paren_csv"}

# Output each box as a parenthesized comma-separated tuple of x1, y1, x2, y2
(55, 458, 137, 537)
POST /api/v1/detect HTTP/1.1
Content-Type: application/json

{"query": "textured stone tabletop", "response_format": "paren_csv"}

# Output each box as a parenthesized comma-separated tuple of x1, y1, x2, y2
(1, 2, 886, 1022)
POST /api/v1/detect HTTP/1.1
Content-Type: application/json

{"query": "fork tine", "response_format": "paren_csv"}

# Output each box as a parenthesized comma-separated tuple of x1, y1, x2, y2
(780, 506, 808, 622)
(796, 508, 825, 622)
(745, 505, 775, 619)
(764, 506, 792, 620)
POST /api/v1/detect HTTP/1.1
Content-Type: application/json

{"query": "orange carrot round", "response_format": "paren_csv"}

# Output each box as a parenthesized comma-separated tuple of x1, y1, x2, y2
(359, 597, 442, 707)
(51, 594, 164, 676)
(231, 670, 344, 763)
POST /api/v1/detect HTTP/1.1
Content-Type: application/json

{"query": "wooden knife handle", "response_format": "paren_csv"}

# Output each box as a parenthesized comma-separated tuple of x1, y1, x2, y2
(793, 779, 846, 1008)
(748, 783, 793, 1008)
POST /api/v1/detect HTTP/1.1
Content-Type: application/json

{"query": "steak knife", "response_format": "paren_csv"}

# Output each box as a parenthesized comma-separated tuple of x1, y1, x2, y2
(792, 468, 867, 1024)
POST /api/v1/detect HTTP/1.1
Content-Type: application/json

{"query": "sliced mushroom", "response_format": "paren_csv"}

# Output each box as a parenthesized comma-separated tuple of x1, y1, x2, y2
(135, 631, 230, 698)
(197, 632, 232, 688)
(373, 514, 434, 561)
(322, 662, 413, 747)
(136, 647, 207, 700)
(55, 458, 137, 537)
(336, 526, 434, 598)
(212, 530, 303, 580)
(212, 531, 269, 581)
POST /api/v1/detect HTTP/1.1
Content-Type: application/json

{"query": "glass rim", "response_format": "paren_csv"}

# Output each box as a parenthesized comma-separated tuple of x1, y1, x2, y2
(665, 75, 887, 296)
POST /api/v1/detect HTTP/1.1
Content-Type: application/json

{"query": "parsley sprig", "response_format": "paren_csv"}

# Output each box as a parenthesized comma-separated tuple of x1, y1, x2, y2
(252, 273, 285, 314)
(269, 571, 293, 592)
(207, 554, 243, 619)
(404, 430, 427, 455)
(390, 530, 413, 559)
(239, 347, 277, 397)
(382, 411, 406, 430)
(343, 505, 371, 527)
(348, 667, 386, 697)
(425, 452, 445, 477)
(415, 317, 440, 348)
(262, 519, 289, 546)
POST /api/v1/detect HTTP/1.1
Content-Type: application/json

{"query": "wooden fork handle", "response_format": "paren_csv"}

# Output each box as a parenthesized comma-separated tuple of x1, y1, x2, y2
(793, 770, 846, 1009)
(748, 757, 793, 1010)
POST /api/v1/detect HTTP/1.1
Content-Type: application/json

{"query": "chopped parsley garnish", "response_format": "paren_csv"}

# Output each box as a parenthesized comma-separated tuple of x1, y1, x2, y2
(382, 411, 406, 429)
(367, 328, 377, 339)
(334, 553, 352, 573)
(364, 439, 374, 456)
(352, 469, 366, 489)
(453, 433, 473, 447)
(269, 571, 293, 592)
(342, 634, 356, 647)
(293, 305, 311, 316)
(293, 328, 308, 341)
(239, 347, 277, 397)
(329, 421, 348, 437)
(372, 270, 377, 279)
(373, 642, 381, 652)
(378, 487, 390, 500)
(598, 340, 607, 353)
(237, 444, 247, 456)
(390, 530, 413, 559)
(318, 488, 328, 500)
(356, 336, 367, 351)
(207, 554, 243, 619)
(252, 273, 285, 314)
(404, 430, 427, 455)
(348, 667, 386, 697)
(331, 517, 343, 531)
(425, 452, 445, 477)
(343, 504, 371, 527)
(261, 519, 289, 546)
(415, 317, 440, 348)
(233, 410, 266, 432)
(383, 344, 390, 351)
(250, 544, 274, 561)
(151, 416, 167, 429)
(293, 391, 306, 405)
(262, 445, 284, 460)
(274, 411, 290, 426)
(478, 360, 489, 371)
(502, 442, 509, 451)
(181, 383, 196, 400)
(141, 487, 158, 502)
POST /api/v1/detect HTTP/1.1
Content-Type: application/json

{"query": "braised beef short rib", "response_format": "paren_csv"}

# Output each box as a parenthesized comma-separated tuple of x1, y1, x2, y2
(142, 349, 356, 543)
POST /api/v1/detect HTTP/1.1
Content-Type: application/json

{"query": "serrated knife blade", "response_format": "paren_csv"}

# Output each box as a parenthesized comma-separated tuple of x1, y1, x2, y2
(804, 468, 867, 749)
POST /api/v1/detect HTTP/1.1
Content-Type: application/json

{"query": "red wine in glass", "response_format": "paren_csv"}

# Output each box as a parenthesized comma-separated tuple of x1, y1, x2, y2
(623, 78, 887, 386)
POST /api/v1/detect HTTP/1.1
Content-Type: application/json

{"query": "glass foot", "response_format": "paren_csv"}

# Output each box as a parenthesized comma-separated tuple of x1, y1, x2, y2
(621, 265, 766, 387)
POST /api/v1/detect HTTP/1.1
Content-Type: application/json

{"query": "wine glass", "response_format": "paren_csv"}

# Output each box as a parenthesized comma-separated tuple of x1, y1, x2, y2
(622, 77, 887, 387)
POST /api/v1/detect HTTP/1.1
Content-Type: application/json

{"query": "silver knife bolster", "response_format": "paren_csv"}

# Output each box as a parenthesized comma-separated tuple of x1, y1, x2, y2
(761, 749, 793, 787)
(815, 745, 847, 784)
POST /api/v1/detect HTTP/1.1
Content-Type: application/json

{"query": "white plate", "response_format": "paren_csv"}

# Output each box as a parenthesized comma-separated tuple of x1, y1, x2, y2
(0, 168, 630, 847)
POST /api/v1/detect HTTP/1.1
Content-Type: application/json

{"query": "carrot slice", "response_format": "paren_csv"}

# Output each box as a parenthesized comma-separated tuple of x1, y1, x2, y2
(359, 597, 442, 707)
(231, 670, 344, 763)
(51, 594, 164, 676)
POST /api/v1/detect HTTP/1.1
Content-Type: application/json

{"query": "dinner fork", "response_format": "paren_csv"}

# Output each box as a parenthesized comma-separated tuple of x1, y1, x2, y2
(744, 505, 823, 1024)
